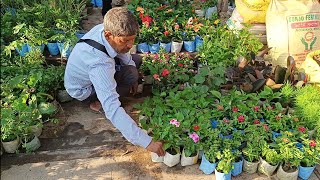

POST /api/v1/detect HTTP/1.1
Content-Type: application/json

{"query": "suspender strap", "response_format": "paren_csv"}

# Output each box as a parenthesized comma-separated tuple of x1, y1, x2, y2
(77, 39, 121, 66)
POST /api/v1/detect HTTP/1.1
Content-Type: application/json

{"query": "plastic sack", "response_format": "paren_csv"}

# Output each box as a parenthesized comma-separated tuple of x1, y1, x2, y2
(137, 42, 149, 53)
(215, 169, 231, 180)
(181, 149, 198, 166)
(235, 0, 270, 23)
(258, 157, 278, 177)
(243, 159, 259, 174)
(163, 151, 180, 167)
(160, 42, 171, 53)
(171, 41, 183, 53)
(276, 165, 298, 180)
(231, 158, 243, 176)
(298, 165, 316, 180)
(300, 50, 320, 84)
(199, 154, 217, 174)
(266, 0, 320, 68)
(151, 152, 164, 163)
(47, 42, 60, 56)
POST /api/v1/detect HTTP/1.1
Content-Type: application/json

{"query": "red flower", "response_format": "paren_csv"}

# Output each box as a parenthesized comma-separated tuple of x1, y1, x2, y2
(253, 106, 260, 112)
(253, 120, 260, 124)
(276, 115, 281, 121)
(178, 63, 184, 67)
(238, 115, 245, 123)
(153, 74, 160, 81)
(310, 140, 317, 147)
(217, 105, 224, 111)
(161, 69, 170, 76)
(164, 31, 169, 36)
(142, 15, 152, 24)
(223, 118, 230, 123)
(232, 106, 239, 112)
(139, 13, 144, 19)
(193, 125, 200, 131)
(263, 124, 269, 131)
(298, 126, 306, 133)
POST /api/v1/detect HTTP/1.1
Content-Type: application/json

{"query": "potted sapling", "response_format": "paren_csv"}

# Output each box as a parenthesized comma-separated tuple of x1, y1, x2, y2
(181, 131, 200, 166)
(171, 23, 183, 53)
(259, 142, 281, 177)
(298, 139, 320, 180)
(215, 149, 234, 180)
(1, 108, 20, 153)
(242, 141, 261, 174)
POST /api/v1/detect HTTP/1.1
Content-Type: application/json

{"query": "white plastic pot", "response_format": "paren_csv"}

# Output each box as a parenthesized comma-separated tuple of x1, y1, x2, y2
(171, 41, 183, 53)
(24, 136, 41, 152)
(2, 137, 20, 153)
(258, 157, 278, 177)
(276, 164, 298, 180)
(243, 159, 259, 174)
(129, 45, 137, 54)
(164, 151, 181, 167)
(205, 6, 217, 19)
(181, 149, 198, 166)
(151, 152, 164, 162)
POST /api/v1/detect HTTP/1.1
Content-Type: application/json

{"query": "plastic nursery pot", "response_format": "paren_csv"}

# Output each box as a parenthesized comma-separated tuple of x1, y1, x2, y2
(148, 42, 160, 54)
(137, 42, 149, 53)
(16, 43, 29, 57)
(199, 154, 217, 175)
(171, 41, 183, 53)
(205, 6, 217, 19)
(243, 158, 259, 174)
(298, 165, 316, 180)
(181, 149, 198, 166)
(2, 137, 20, 153)
(195, 9, 205, 17)
(215, 169, 231, 180)
(129, 45, 137, 54)
(47, 42, 60, 56)
(31, 125, 43, 137)
(151, 152, 164, 163)
(92, 0, 103, 7)
(183, 40, 196, 52)
(276, 164, 298, 180)
(163, 149, 181, 167)
(160, 42, 171, 53)
(195, 38, 204, 52)
(23, 135, 41, 152)
(272, 131, 282, 140)
(27, 44, 45, 53)
(57, 42, 73, 58)
(210, 119, 219, 129)
(231, 157, 243, 176)
(258, 157, 278, 177)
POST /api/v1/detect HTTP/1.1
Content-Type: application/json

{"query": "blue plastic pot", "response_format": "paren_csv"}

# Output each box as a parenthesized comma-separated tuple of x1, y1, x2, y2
(272, 131, 282, 140)
(298, 165, 316, 180)
(57, 42, 73, 58)
(16, 43, 29, 57)
(183, 40, 196, 52)
(160, 42, 171, 53)
(215, 169, 231, 180)
(195, 38, 204, 52)
(296, 142, 303, 150)
(148, 42, 160, 54)
(199, 154, 217, 175)
(47, 42, 60, 56)
(27, 44, 45, 53)
(260, 118, 265, 123)
(210, 119, 218, 129)
(232, 158, 243, 176)
(75, 32, 86, 39)
(5, 8, 16, 16)
(93, 0, 103, 7)
(137, 42, 149, 53)
(219, 133, 233, 140)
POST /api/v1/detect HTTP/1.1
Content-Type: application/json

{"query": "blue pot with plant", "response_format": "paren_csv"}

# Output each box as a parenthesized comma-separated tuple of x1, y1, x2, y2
(195, 37, 204, 52)
(160, 42, 171, 53)
(215, 149, 233, 180)
(199, 154, 217, 175)
(47, 42, 60, 56)
(57, 42, 73, 58)
(16, 43, 29, 57)
(137, 42, 149, 53)
(183, 40, 196, 52)
(232, 157, 243, 176)
(27, 44, 45, 53)
(298, 165, 316, 180)
(148, 42, 160, 54)
(210, 119, 219, 129)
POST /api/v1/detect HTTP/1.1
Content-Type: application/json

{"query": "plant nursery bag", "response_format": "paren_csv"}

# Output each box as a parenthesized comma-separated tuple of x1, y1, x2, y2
(235, 0, 271, 23)
(300, 50, 320, 84)
(266, 0, 320, 68)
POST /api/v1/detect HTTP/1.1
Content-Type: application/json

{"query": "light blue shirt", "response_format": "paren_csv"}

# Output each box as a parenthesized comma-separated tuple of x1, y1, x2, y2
(64, 24, 152, 148)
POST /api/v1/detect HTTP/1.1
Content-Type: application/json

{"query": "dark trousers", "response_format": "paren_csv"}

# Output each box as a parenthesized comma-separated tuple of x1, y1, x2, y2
(83, 54, 142, 104)
(102, 0, 112, 17)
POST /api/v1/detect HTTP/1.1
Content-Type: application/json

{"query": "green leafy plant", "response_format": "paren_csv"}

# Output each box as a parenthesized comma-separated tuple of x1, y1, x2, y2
(261, 142, 281, 166)
(216, 148, 235, 174)
(300, 138, 320, 167)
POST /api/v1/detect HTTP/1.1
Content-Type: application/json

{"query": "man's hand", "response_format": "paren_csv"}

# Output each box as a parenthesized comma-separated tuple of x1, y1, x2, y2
(146, 141, 165, 156)
(130, 81, 138, 95)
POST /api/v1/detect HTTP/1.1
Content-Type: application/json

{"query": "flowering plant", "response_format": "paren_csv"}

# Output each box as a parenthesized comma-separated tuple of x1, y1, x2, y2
(202, 129, 221, 163)
(244, 124, 271, 145)
(278, 141, 303, 171)
(300, 139, 320, 167)
(183, 132, 200, 157)
(158, 21, 174, 43)
(217, 118, 234, 136)
(172, 23, 183, 42)
(231, 113, 249, 130)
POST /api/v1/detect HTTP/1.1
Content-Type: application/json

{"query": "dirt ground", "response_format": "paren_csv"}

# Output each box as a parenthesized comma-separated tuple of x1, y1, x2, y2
(1, 96, 320, 180)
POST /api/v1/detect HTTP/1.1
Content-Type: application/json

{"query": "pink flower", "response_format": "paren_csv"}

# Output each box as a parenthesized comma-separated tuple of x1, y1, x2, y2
(189, 132, 200, 143)
(164, 31, 169, 36)
(232, 107, 239, 112)
(298, 126, 306, 133)
(169, 119, 180, 127)
(253, 120, 260, 124)
(153, 74, 160, 81)
(178, 63, 184, 67)
(154, 54, 159, 59)
(310, 140, 317, 147)
(253, 106, 260, 112)
(238, 115, 245, 123)
(174, 24, 180, 30)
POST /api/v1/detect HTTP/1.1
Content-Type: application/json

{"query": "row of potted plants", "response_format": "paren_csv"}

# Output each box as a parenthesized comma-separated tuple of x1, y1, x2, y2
(135, 84, 319, 179)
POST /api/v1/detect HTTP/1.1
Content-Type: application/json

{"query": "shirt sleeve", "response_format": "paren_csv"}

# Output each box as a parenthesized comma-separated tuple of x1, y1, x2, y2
(88, 59, 151, 148)
(116, 53, 136, 67)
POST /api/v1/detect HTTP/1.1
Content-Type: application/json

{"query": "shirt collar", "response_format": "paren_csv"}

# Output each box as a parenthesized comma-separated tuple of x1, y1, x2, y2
(101, 31, 118, 59)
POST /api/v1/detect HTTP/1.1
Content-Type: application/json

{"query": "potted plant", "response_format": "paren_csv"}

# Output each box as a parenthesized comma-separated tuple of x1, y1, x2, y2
(137, 23, 150, 53)
(171, 23, 183, 53)
(181, 131, 200, 166)
(215, 149, 234, 180)
(298, 139, 320, 180)
(217, 118, 234, 139)
(242, 141, 261, 174)
(159, 26, 173, 53)
(231, 150, 243, 176)
(182, 17, 196, 52)
(276, 141, 303, 180)
(259, 142, 281, 177)
(1, 108, 20, 153)
(21, 133, 41, 153)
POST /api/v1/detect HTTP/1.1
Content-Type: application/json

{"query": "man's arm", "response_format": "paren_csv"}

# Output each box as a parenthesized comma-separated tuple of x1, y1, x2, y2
(116, 53, 136, 66)
(88, 59, 151, 148)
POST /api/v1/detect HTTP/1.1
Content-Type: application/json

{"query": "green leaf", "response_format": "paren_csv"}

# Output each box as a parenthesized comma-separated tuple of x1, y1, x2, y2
(38, 102, 56, 115)
(194, 74, 205, 84)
